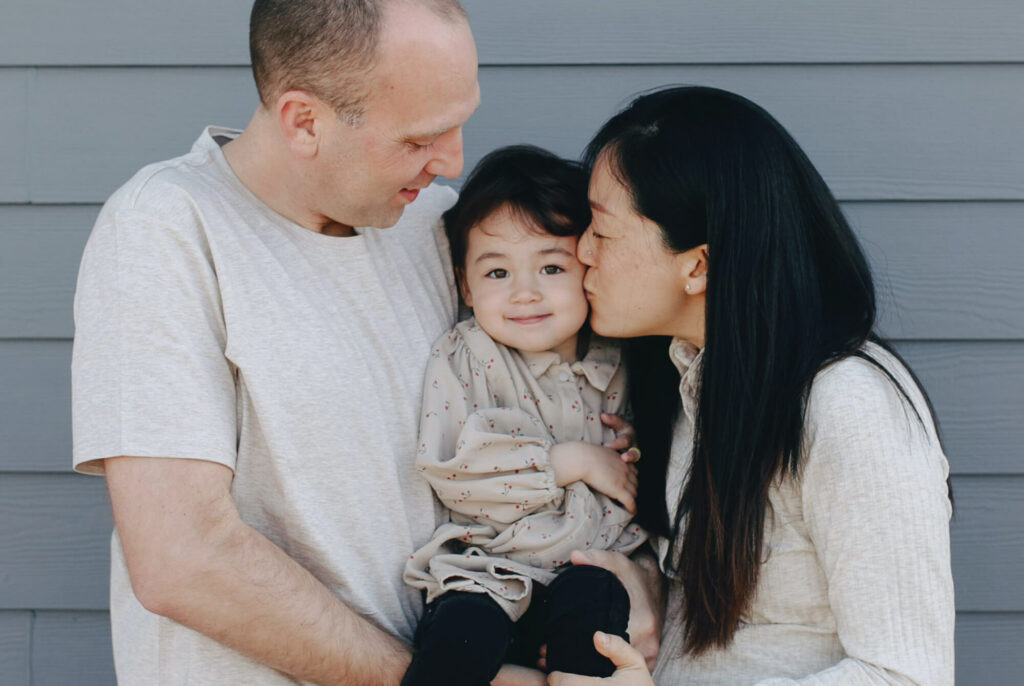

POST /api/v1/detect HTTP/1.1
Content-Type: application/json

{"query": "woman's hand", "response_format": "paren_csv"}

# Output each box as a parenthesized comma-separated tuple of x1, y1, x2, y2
(547, 632, 654, 686)
(600, 414, 637, 455)
(569, 550, 662, 670)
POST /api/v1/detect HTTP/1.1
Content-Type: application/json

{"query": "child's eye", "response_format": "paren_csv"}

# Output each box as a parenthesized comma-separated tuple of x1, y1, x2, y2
(485, 269, 508, 279)
(541, 265, 564, 275)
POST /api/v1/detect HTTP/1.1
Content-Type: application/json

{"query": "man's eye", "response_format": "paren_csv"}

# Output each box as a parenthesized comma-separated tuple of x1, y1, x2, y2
(485, 269, 508, 279)
(541, 265, 564, 275)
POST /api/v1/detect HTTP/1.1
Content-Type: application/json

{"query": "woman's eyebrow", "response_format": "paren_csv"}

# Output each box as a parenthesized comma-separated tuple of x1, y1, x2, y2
(589, 200, 610, 214)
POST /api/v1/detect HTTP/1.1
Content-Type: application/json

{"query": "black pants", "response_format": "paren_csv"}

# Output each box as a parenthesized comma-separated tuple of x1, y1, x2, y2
(401, 565, 630, 686)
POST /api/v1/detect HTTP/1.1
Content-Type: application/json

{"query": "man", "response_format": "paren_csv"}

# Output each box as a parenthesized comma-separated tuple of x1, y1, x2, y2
(72, 1, 483, 683)
(73, 1, 660, 683)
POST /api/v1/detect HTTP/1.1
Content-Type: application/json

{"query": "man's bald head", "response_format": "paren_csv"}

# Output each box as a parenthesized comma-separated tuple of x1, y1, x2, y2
(249, 0, 467, 124)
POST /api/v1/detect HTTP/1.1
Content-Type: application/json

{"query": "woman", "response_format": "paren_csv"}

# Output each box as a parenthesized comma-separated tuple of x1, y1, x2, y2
(550, 86, 954, 685)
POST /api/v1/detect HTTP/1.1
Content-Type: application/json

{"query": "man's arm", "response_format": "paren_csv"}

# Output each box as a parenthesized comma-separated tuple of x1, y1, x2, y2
(106, 455, 410, 686)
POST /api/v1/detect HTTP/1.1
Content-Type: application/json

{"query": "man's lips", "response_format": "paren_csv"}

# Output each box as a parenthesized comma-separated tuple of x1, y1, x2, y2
(508, 314, 551, 325)
(399, 188, 420, 202)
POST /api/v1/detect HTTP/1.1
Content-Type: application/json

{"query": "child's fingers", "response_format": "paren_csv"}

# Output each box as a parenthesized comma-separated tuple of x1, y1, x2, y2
(620, 446, 642, 463)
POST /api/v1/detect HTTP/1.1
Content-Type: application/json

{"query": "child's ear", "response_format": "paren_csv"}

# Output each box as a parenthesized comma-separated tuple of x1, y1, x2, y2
(456, 268, 473, 307)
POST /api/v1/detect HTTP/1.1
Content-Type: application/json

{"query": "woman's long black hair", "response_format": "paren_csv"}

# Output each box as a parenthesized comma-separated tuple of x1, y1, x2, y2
(583, 86, 943, 655)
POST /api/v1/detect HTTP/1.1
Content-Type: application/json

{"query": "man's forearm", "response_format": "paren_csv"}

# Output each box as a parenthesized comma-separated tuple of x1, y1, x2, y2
(107, 456, 410, 686)
(160, 520, 411, 685)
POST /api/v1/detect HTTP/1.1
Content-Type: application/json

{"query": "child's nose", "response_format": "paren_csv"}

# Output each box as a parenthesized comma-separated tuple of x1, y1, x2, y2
(510, 277, 542, 303)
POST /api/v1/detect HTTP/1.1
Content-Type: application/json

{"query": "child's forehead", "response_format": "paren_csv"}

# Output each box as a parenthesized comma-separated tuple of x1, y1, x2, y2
(470, 206, 578, 245)
(468, 219, 578, 254)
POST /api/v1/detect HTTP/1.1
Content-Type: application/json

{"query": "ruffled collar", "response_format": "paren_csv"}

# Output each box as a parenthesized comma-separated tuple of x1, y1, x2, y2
(668, 337, 703, 423)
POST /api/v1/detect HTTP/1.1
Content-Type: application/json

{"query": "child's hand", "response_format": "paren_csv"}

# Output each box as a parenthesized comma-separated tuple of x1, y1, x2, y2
(550, 442, 638, 513)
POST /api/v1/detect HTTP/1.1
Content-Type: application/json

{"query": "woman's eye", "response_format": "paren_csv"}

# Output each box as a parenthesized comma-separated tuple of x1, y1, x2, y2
(541, 265, 564, 275)
(485, 269, 508, 279)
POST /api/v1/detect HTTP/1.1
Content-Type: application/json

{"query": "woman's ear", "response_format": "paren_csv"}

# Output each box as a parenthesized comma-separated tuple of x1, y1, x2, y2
(275, 90, 322, 159)
(456, 268, 473, 307)
(679, 243, 709, 296)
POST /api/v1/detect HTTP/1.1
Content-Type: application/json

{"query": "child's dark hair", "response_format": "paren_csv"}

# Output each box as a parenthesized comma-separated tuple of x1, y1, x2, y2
(444, 145, 591, 272)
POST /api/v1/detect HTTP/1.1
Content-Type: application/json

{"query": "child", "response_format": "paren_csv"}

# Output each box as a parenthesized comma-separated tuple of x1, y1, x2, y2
(402, 146, 646, 686)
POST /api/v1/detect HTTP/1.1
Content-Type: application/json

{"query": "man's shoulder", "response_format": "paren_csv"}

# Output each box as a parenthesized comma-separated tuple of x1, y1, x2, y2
(104, 128, 231, 217)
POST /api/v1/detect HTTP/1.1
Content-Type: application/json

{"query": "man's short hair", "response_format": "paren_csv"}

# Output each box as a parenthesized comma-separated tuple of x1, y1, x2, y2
(249, 0, 467, 124)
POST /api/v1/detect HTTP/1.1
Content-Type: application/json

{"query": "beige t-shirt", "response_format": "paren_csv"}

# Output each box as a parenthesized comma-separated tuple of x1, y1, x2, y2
(653, 340, 955, 685)
(404, 319, 645, 620)
(72, 127, 458, 685)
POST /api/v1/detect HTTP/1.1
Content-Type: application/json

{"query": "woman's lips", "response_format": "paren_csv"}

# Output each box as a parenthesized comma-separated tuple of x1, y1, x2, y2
(399, 188, 420, 202)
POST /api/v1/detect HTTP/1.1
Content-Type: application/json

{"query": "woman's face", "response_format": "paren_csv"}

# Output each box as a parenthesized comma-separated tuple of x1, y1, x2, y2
(578, 156, 704, 343)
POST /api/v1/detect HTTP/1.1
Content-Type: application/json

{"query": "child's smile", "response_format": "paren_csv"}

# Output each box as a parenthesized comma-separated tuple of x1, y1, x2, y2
(460, 206, 589, 362)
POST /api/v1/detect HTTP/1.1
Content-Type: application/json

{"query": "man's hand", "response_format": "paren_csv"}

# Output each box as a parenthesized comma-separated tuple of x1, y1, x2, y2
(547, 632, 655, 686)
(549, 442, 638, 513)
(567, 549, 663, 670)
(493, 663, 548, 686)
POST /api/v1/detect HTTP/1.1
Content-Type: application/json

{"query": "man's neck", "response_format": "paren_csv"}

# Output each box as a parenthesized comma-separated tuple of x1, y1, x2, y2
(221, 114, 356, 237)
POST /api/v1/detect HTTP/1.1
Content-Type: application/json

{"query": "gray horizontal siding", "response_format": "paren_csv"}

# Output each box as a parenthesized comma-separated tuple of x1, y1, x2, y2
(2, 339, 1021, 476)
(0, 69, 28, 200)
(0, 613, 31, 685)
(31, 612, 114, 686)
(4, 202, 1024, 340)
(0, 474, 111, 610)
(1, 473, 1018, 613)
(1, 63, 1022, 204)
(956, 613, 1024, 686)
(2, 1, 1023, 66)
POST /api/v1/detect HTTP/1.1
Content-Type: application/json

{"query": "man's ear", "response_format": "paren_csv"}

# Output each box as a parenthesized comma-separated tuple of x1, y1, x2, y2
(456, 268, 473, 307)
(275, 90, 322, 159)
(679, 243, 709, 296)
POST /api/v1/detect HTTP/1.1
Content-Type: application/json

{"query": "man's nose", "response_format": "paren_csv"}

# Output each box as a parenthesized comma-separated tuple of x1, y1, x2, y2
(425, 128, 465, 179)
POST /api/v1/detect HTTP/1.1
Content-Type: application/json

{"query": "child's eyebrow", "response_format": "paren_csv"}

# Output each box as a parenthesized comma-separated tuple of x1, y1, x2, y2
(473, 246, 573, 264)
(538, 247, 575, 257)
(474, 251, 507, 263)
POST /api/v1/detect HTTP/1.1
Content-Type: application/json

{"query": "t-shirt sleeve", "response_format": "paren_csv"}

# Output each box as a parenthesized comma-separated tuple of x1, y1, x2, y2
(71, 200, 238, 475)
(756, 358, 954, 685)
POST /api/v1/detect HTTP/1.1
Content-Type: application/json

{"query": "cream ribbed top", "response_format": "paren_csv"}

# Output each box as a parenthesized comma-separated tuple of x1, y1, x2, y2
(653, 340, 955, 685)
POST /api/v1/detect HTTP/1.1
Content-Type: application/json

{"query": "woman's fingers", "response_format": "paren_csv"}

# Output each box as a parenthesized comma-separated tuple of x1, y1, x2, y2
(601, 413, 636, 451)
(547, 633, 655, 685)
(593, 632, 650, 673)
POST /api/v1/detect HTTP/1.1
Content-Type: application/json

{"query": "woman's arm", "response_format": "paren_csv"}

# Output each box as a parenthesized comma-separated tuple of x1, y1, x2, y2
(766, 359, 955, 686)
